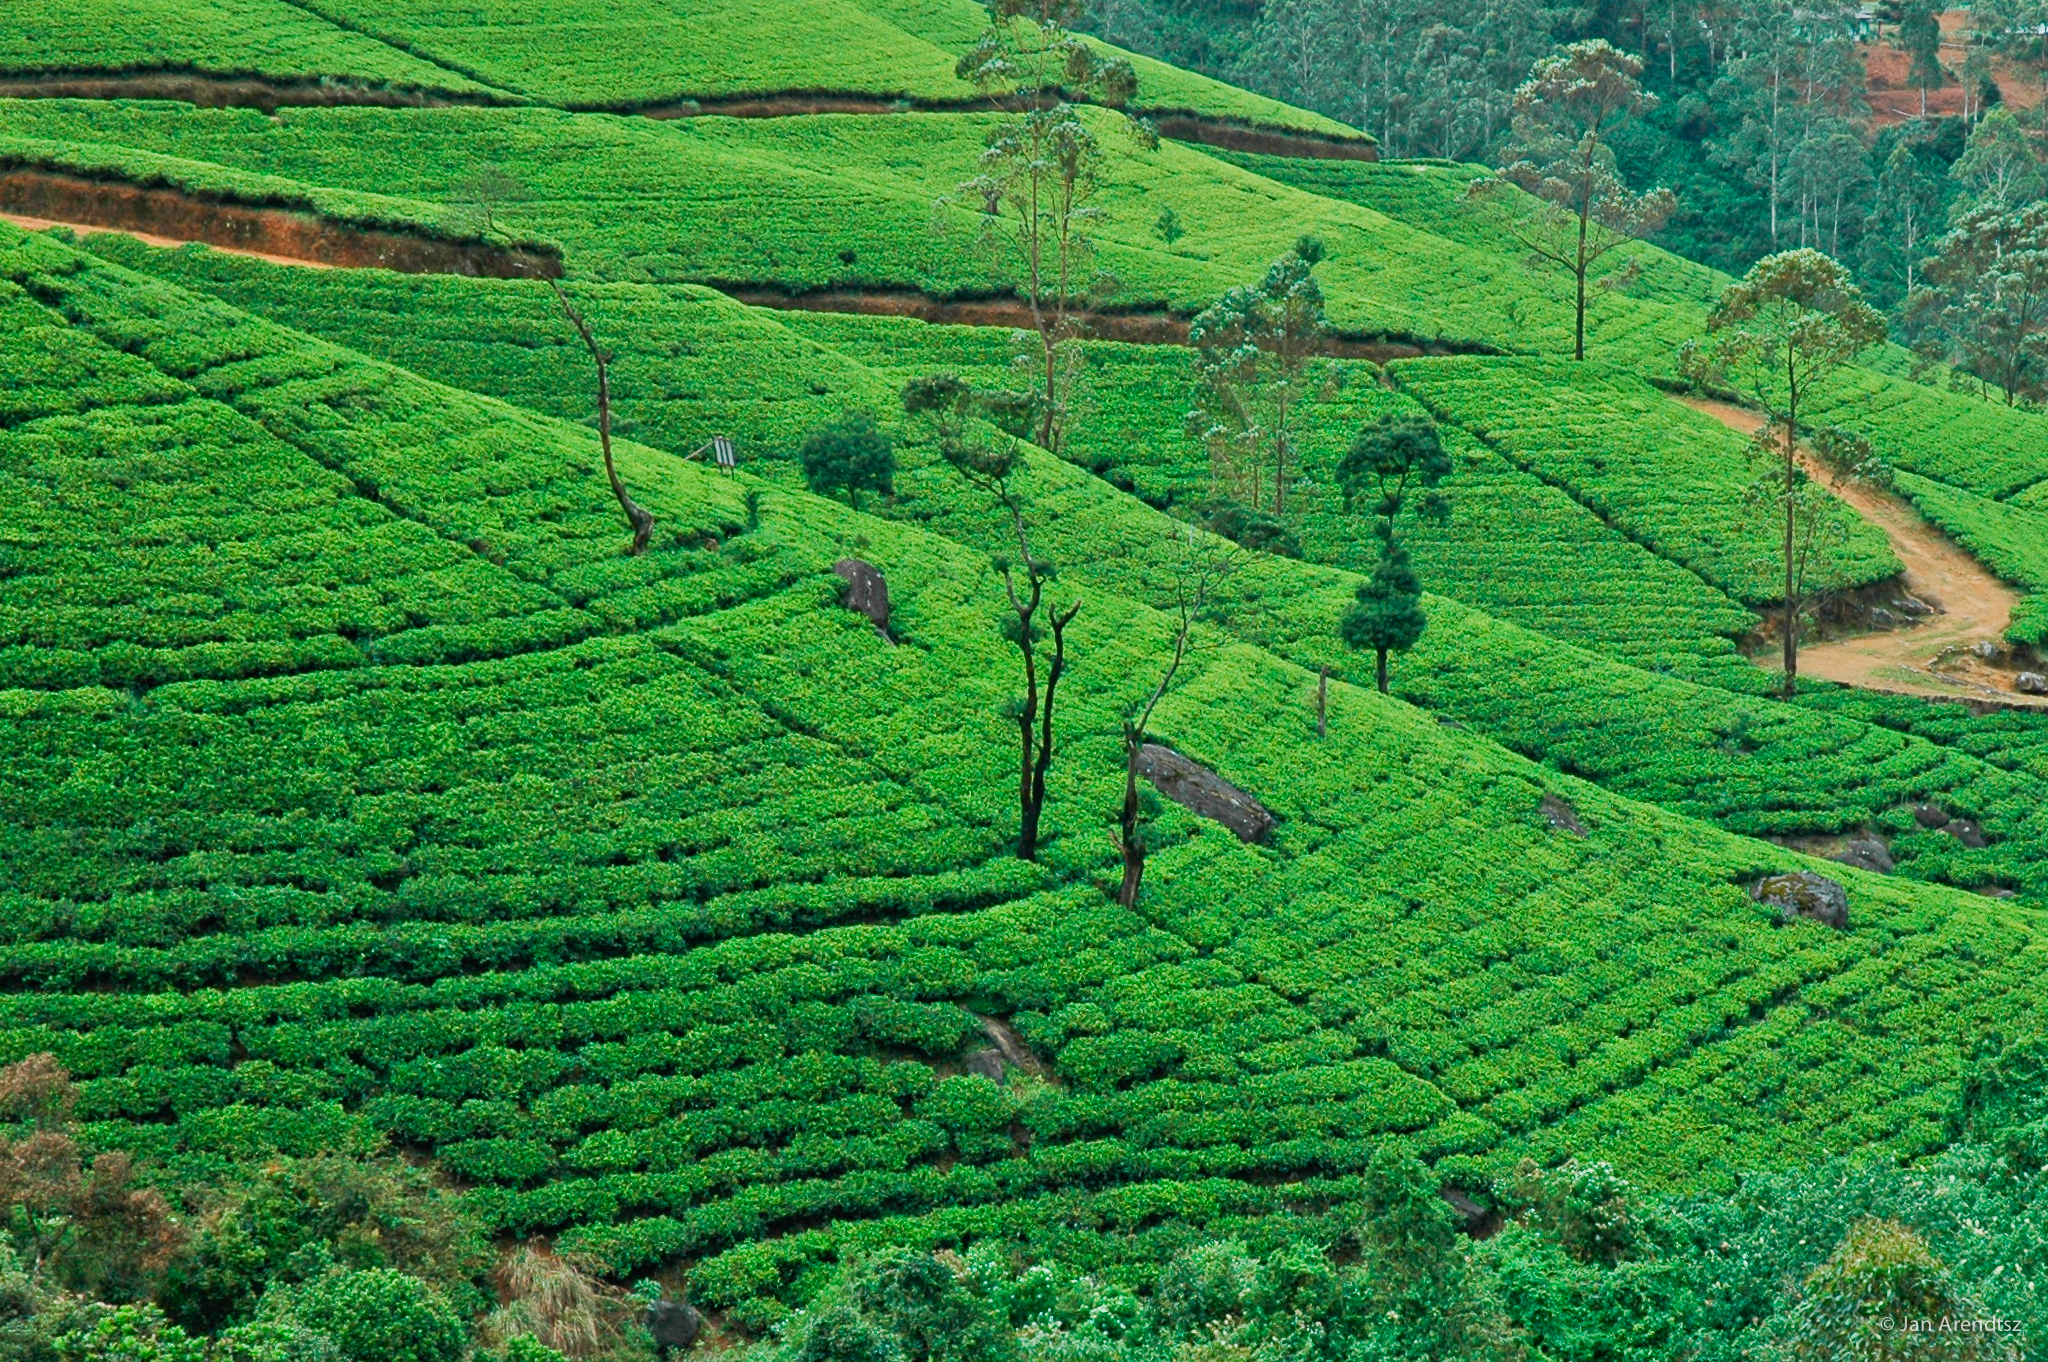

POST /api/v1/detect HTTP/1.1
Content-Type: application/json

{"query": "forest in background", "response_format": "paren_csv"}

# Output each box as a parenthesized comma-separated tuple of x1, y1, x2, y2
(1086, 0, 2048, 384)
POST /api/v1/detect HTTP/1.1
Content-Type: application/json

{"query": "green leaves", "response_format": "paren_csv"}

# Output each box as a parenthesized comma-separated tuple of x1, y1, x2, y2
(1339, 546, 1427, 657)
(1701, 248, 1889, 397)
(801, 410, 897, 511)
(1335, 412, 1451, 526)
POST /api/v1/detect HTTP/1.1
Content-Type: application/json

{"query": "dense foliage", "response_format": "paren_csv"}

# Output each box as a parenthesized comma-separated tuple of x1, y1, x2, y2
(7, 0, 2048, 1352)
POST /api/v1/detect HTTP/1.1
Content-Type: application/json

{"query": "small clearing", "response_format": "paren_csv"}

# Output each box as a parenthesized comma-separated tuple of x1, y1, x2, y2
(1679, 394, 2047, 708)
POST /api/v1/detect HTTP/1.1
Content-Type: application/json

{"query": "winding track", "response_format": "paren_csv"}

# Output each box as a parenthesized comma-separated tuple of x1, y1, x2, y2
(1678, 394, 2047, 708)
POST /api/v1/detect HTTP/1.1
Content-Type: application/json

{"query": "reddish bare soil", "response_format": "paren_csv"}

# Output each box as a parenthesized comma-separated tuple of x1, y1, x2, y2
(1148, 115, 1378, 160)
(0, 70, 497, 111)
(1679, 394, 2047, 708)
(643, 94, 1379, 160)
(1862, 11, 2044, 126)
(0, 209, 340, 270)
(722, 286, 1460, 358)
(0, 170, 559, 277)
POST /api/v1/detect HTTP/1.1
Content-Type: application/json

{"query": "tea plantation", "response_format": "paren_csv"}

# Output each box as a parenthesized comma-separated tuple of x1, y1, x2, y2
(5, 5, 2048, 1356)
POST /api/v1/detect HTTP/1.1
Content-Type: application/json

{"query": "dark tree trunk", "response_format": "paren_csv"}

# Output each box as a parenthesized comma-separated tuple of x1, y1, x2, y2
(1574, 202, 1590, 361)
(1013, 580, 1043, 862)
(1316, 666, 1328, 737)
(1019, 598, 1078, 860)
(1781, 372, 1800, 700)
(1117, 724, 1143, 907)
(1376, 648, 1389, 694)
(1781, 421, 1798, 699)
(551, 283, 655, 555)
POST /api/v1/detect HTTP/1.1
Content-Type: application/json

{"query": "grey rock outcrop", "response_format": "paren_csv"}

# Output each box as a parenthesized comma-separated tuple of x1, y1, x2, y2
(964, 1048, 1007, 1084)
(1751, 871, 1849, 930)
(1834, 835, 1893, 874)
(832, 558, 893, 642)
(1944, 818, 1988, 849)
(1135, 745, 1275, 844)
(1539, 792, 1587, 837)
(645, 1300, 702, 1354)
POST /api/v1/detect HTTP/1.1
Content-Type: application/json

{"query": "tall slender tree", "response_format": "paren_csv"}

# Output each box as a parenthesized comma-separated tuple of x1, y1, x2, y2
(1902, 0, 1945, 118)
(550, 283, 654, 556)
(1113, 526, 1238, 908)
(955, 0, 1152, 460)
(1867, 139, 1945, 304)
(1950, 108, 2046, 215)
(1187, 237, 1329, 515)
(1239, 0, 1345, 115)
(1476, 41, 1676, 360)
(1680, 250, 1887, 697)
(1912, 202, 2048, 405)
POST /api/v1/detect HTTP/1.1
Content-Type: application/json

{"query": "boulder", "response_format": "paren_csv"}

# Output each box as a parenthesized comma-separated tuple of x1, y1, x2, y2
(1893, 595, 1935, 617)
(971, 1013, 1053, 1081)
(2017, 672, 2048, 695)
(831, 558, 893, 642)
(1973, 639, 2009, 663)
(1834, 835, 1893, 874)
(645, 1299, 702, 1354)
(1911, 803, 1951, 829)
(964, 1048, 1007, 1084)
(1751, 871, 1849, 930)
(1539, 792, 1587, 838)
(1868, 607, 1899, 629)
(1135, 744, 1275, 844)
(1944, 818, 1988, 849)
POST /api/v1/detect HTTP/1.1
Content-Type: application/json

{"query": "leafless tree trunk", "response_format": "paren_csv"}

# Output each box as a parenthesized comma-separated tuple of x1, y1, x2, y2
(551, 282, 655, 555)
(1114, 531, 1237, 906)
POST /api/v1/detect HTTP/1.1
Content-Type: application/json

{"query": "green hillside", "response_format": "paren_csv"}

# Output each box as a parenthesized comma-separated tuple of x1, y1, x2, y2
(0, 0, 501, 96)
(6, 4, 2048, 1356)
(84, 240, 2048, 910)
(1, 0, 1360, 135)
(8, 221, 2047, 1321)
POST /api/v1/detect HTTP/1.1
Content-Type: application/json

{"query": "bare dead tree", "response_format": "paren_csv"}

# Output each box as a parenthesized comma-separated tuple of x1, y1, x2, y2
(1114, 525, 1240, 907)
(550, 281, 654, 555)
(904, 373, 1078, 862)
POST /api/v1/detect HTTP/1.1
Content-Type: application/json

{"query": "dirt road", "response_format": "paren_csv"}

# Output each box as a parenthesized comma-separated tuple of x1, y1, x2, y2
(1679, 394, 2045, 708)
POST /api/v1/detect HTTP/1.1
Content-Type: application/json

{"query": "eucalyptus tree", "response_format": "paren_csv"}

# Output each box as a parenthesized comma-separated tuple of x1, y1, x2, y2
(1476, 41, 1676, 360)
(1681, 250, 1888, 696)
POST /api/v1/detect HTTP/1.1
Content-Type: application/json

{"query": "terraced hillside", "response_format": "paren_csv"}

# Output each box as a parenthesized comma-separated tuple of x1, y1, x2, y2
(5, 3, 2048, 1354)
(8, 219, 2047, 1323)
(0, 0, 1365, 142)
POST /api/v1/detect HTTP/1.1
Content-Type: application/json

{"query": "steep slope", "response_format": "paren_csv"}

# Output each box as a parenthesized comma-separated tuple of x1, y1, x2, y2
(73, 234, 2048, 911)
(8, 228, 2048, 1334)
(13, 92, 2046, 625)
(0, 100, 1688, 355)
(74, 239, 1765, 673)
(0, 0, 503, 98)
(0, 0, 1361, 141)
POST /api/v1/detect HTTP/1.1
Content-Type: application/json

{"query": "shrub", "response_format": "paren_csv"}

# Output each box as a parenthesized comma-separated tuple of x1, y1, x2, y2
(800, 412, 895, 510)
(52, 1305, 204, 1362)
(266, 1270, 466, 1362)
